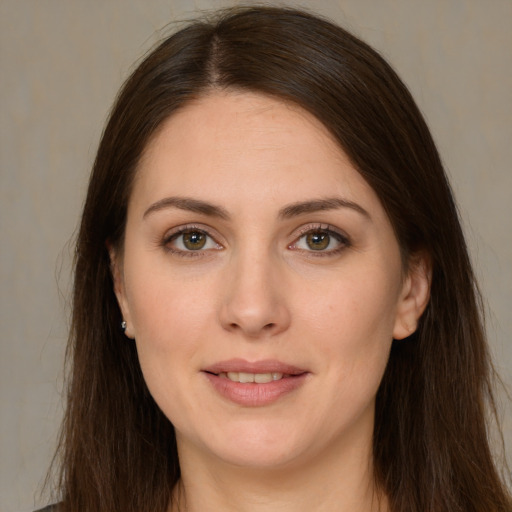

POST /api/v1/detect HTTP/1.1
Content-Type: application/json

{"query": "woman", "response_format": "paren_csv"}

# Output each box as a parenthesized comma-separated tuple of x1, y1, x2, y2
(42, 6, 511, 512)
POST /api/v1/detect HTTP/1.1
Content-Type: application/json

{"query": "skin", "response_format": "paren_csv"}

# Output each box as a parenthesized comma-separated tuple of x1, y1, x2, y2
(111, 91, 430, 512)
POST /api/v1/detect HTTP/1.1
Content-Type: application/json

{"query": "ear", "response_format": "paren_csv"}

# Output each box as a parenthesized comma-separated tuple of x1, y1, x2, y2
(393, 252, 432, 340)
(107, 242, 135, 339)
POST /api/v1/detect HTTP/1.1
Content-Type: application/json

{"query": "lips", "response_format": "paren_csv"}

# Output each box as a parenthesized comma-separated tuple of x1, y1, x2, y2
(203, 358, 307, 376)
(218, 371, 285, 383)
(202, 358, 309, 406)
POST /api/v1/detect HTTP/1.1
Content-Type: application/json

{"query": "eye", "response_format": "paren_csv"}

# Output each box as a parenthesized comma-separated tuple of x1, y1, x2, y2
(304, 232, 331, 251)
(164, 227, 221, 253)
(290, 226, 349, 255)
(181, 231, 208, 250)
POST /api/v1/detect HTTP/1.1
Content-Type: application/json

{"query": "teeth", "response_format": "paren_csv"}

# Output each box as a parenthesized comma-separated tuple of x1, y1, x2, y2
(255, 373, 273, 383)
(238, 372, 254, 383)
(221, 372, 284, 383)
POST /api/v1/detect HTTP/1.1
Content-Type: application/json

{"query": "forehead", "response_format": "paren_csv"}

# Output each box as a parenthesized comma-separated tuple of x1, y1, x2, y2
(130, 91, 382, 218)
(140, 91, 343, 167)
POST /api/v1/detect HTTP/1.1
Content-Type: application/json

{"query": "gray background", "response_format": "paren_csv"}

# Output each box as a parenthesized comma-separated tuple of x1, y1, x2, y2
(1, 1, 511, 510)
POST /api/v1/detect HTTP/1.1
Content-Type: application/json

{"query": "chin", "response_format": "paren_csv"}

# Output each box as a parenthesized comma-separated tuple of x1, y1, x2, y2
(190, 417, 319, 470)
(211, 442, 305, 470)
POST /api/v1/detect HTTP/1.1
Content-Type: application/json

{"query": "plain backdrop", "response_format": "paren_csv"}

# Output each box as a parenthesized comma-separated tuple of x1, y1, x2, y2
(1, 1, 511, 510)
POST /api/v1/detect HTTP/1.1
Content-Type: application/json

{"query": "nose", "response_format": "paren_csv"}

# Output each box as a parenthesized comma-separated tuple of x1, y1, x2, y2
(218, 249, 291, 339)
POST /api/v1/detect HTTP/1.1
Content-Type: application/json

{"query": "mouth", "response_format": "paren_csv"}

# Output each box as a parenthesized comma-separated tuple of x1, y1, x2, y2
(202, 359, 309, 406)
(214, 371, 289, 383)
(203, 358, 308, 381)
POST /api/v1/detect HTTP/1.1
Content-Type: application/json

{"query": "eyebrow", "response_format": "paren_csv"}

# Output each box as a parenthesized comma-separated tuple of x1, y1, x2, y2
(143, 196, 370, 221)
(143, 197, 230, 220)
(278, 197, 371, 220)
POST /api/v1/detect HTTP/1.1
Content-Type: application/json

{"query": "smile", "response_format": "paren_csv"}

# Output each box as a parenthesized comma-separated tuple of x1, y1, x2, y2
(217, 372, 285, 383)
(202, 359, 309, 406)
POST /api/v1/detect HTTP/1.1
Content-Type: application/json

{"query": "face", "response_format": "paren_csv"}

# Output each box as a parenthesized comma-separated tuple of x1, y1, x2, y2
(112, 92, 429, 471)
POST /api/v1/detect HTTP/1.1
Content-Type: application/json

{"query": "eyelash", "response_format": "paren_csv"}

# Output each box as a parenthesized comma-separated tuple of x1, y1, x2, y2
(289, 224, 351, 258)
(161, 223, 351, 258)
(162, 224, 222, 258)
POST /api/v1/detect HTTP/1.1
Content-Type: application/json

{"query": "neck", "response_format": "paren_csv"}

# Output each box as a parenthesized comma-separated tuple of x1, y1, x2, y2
(169, 429, 388, 512)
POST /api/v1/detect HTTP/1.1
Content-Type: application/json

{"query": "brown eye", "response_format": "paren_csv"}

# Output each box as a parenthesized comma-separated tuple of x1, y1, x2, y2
(306, 232, 330, 251)
(164, 227, 221, 255)
(182, 231, 207, 250)
(290, 227, 349, 255)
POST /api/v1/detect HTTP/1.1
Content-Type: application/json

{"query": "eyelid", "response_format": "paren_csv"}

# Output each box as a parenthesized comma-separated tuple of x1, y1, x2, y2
(288, 223, 351, 255)
(293, 223, 349, 241)
(161, 224, 224, 254)
(159, 222, 350, 258)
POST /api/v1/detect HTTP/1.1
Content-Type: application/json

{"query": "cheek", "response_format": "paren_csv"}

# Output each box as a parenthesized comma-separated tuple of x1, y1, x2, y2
(126, 253, 216, 338)
(298, 266, 399, 393)
(298, 266, 400, 345)
(126, 272, 215, 425)
(122, 261, 217, 390)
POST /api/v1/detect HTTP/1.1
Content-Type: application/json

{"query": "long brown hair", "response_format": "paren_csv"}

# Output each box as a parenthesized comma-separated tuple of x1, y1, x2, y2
(51, 6, 511, 511)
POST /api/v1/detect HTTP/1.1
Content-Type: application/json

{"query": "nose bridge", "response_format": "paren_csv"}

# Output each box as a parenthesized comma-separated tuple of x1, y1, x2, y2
(219, 240, 290, 338)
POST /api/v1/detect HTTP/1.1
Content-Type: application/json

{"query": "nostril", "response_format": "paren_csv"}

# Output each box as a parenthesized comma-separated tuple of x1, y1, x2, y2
(220, 298, 291, 337)
(227, 321, 276, 334)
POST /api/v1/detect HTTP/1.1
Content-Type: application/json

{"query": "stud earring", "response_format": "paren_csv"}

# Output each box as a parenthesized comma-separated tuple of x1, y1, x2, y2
(121, 320, 127, 331)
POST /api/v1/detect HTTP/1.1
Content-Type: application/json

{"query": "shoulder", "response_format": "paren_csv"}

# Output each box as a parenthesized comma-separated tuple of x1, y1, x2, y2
(34, 506, 59, 512)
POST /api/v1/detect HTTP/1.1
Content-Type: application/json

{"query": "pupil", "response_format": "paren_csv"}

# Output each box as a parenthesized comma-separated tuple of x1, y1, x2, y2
(183, 231, 206, 250)
(306, 232, 329, 250)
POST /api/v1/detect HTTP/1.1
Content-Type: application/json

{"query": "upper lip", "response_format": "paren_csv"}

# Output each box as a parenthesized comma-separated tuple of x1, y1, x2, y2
(203, 358, 307, 376)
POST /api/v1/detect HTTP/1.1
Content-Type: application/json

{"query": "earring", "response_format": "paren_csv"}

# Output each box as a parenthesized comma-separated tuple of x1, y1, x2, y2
(121, 320, 127, 331)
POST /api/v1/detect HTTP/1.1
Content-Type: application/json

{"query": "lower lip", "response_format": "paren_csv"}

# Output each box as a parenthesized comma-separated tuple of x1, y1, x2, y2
(203, 372, 308, 406)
